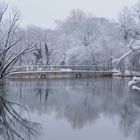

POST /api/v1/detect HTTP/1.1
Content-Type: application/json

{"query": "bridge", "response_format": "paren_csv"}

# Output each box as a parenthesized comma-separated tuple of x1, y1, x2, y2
(8, 65, 114, 79)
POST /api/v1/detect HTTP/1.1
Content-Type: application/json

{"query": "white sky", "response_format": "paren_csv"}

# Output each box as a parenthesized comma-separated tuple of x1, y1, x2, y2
(4, 0, 138, 29)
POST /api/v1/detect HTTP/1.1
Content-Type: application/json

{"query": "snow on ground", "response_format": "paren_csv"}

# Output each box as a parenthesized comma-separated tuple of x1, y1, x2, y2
(132, 85, 140, 91)
(113, 71, 140, 77)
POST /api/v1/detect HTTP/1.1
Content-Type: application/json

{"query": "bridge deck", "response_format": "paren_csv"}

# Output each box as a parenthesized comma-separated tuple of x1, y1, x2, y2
(8, 70, 114, 79)
(8, 65, 114, 79)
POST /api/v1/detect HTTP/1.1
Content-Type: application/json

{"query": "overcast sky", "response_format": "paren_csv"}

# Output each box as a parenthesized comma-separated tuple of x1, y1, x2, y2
(5, 0, 138, 29)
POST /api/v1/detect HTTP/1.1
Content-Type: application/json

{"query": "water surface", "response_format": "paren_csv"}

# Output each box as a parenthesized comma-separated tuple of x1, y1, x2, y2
(6, 78, 140, 140)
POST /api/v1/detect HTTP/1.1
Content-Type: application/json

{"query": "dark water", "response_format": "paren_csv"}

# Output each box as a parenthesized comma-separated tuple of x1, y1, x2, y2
(5, 77, 140, 140)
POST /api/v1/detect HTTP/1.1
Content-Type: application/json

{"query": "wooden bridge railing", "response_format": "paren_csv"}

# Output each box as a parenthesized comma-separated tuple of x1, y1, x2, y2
(12, 65, 113, 72)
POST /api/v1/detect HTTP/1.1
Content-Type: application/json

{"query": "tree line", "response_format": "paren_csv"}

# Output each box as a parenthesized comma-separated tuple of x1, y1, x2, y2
(1, 1, 140, 78)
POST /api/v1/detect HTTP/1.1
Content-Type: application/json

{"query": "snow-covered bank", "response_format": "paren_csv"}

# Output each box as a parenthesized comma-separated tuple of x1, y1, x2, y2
(113, 71, 140, 92)
(113, 71, 140, 77)
(127, 76, 140, 91)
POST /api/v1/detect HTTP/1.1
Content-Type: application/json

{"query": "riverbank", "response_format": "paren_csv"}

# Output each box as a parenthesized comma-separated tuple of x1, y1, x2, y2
(113, 71, 140, 77)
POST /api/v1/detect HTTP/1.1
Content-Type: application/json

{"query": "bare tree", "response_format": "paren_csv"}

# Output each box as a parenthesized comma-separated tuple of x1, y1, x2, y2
(0, 2, 36, 80)
(0, 3, 40, 139)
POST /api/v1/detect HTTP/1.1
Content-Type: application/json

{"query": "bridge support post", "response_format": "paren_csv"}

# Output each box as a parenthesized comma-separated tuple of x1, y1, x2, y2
(41, 75, 47, 79)
(76, 73, 81, 78)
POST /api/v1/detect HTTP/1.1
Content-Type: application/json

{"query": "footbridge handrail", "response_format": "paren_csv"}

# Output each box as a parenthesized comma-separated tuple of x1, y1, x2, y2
(12, 65, 113, 72)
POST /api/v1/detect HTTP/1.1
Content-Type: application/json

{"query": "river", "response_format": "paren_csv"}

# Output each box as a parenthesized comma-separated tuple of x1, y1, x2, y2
(5, 77, 140, 140)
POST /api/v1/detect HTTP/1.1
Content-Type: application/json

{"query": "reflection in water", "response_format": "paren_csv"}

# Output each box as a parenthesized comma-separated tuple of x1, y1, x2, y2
(5, 78, 140, 140)
(0, 84, 41, 140)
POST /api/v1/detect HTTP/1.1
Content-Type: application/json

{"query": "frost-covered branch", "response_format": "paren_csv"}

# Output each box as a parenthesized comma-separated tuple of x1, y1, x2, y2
(113, 39, 135, 63)
(0, 2, 8, 23)
(128, 76, 140, 86)
(128, 77, 140, 91)
(113, 39, 140, 91)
